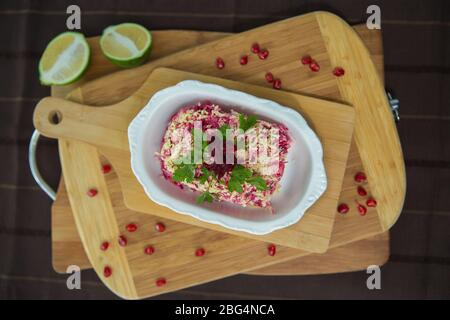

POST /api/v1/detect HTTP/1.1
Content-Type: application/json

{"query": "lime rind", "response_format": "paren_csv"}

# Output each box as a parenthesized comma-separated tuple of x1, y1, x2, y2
(99, 23, 152, 68)
(38, 32, 90, 86)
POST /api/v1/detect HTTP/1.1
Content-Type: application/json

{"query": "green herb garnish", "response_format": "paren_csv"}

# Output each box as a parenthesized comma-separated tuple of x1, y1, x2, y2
(239, 114, 257, 132)
(199, 167, 215, 184)
(227, 165, 267, 193)
(196, 191, 214, 204)
(247, 176, 268, 191)
(172, 163, 195, 183)
(228, 177, 243, 193)
(228, 165, 252, 193)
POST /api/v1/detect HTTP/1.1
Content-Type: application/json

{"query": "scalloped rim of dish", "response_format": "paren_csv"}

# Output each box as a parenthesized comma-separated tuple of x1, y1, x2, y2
(128, 80, 327, 235)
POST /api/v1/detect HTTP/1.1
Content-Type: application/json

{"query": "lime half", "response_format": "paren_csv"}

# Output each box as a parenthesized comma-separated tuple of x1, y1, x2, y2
(39, 32, 90, 86)
(100, 23, 152, 68)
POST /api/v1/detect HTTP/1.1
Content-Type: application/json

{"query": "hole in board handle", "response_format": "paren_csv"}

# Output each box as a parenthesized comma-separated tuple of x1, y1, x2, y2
(48, 110, 62, 125)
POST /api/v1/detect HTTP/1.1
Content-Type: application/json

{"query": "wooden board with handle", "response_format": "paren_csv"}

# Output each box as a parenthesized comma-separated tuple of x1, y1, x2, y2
(37, 68, 355, 252)
(39, 20, 393, 298)
(72, 12, 405, 233)
(51, 26, 390, 276)
(53, 174, 388, 280)
(38, 71, 355, 298)
(37, 12, 402, 298)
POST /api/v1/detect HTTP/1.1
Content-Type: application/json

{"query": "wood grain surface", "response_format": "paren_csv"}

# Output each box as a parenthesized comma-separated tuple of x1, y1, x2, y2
(2, 0, 445, 300)
(36, 68, 355, 252)
(70, 12, 405, 232)
(51, 31, 229, 98)
(51, 26, 390, 276)
(316, 13, 405, 231)
(32, 11, 404, 298)
(36, 13, 398, 298)
(58, 141, 138, 298)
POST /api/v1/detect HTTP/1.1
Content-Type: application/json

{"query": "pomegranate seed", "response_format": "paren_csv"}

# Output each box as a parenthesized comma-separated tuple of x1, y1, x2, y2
(155, 222, 166, 233)
(265, 72, 274, 83)
(355, 201, 367, 216)
(301, 55, 312, 65)
(337, 203, 349, 214)
(87, 188, 98, 197)
(258, 49, 269, 60)
(273, 79, 282, 90)
(195, 248, 206, 257)
(156, 278, 166, 287)
(309, 60, 320, 72)
(333, 67, 345, 77)
(215, 57, 225, 69)
(354, 172, 367, 183)
(251, 42, 260, 54)
(126, 223, 138, 233)
(366, 198, 377, 207)
(102, 164, 111, 174)
(267, 244, 276, 256)
(118, 235, 127, 247)
(100, 241, 109, 251)
(357, 186, 368, 197)
(103, 266, 112, 278)
(240, 55, 248, 65)
(144, 245, 155, 255)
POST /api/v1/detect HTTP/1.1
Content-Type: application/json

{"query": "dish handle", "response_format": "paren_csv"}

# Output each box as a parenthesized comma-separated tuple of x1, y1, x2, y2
(28, 129, 56, 200)
(33, 97, 130, 151)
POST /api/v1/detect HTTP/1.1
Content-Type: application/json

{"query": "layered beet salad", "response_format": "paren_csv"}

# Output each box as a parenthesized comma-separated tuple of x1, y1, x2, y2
(157, 101, 291, 210)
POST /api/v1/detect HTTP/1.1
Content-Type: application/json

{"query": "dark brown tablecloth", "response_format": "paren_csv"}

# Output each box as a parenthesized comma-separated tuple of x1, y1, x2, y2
(0, 0, 449, 299)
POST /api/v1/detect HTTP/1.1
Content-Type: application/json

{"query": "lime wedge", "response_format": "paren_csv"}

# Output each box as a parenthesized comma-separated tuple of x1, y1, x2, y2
(100, 23, 152, 68)
(39, 32, 90, 86)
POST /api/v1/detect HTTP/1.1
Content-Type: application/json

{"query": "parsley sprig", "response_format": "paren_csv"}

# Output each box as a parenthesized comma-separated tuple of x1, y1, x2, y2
(196, 191, 214, 204)
(173, 114, 263, 204)
(247, 176, 268, 191)
(172, 163, 195, 183)
(199, 167, 215, 184)
(196, 167, 216, 204)
(228, 165, 268, 193)
(239, 114, 257, 132)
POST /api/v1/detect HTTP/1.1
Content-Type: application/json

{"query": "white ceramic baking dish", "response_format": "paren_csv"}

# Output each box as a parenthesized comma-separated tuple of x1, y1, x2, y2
(128, 80, 327, 235)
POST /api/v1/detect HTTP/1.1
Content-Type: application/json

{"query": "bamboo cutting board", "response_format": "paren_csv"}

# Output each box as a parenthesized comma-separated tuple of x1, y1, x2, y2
(36, 68, 355, 252)
(72, 12, 405, 233)
(37, 71, 355, 299)
(53, 173, 388, 277)
(50, 26, 390, 277)
(35, 11, 404, 298)
(37, 10, 404, 299)
(51, 30, 229, 98)
(37, 15, 396, 297)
